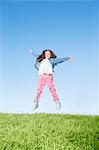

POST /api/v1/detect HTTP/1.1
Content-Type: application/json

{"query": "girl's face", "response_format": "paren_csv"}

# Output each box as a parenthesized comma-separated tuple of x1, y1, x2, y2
(45, 51, 51, 58)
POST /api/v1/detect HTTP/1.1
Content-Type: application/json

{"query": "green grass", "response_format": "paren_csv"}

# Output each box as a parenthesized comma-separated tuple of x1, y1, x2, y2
(0, 113, 98, 150)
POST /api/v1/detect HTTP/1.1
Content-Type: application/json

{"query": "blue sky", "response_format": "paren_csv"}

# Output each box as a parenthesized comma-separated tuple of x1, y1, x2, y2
(0, 0, 99, 114)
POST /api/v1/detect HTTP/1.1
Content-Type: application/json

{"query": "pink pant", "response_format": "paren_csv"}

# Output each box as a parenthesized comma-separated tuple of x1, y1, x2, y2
(35, 74, 59, 102)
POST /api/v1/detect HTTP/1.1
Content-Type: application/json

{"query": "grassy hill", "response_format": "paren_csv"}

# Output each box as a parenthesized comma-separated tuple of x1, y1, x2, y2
(0, 113, 98, 150)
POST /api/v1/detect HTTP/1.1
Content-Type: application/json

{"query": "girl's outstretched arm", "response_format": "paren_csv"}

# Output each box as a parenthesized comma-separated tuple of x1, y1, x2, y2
(28, 48, 38, 58)
(54, 56, 72, 65)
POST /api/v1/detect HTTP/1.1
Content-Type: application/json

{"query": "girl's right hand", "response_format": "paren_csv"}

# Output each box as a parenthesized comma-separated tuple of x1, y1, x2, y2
(28, 48, 33, 54)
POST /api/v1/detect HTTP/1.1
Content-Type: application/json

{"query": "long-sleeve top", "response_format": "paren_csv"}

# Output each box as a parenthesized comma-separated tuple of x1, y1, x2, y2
(30, 51, 70, 72)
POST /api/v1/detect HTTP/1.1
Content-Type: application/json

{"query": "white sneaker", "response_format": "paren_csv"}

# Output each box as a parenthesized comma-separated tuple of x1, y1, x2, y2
(56, 101, 61, 111)
(32, 101, 38, 111)
(57, 109, 63, 114)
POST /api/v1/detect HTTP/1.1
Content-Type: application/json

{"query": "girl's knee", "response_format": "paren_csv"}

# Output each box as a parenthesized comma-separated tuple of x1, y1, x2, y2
(49, 87, 56, 91)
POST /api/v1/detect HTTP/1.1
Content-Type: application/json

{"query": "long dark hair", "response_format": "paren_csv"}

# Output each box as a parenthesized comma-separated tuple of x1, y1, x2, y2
(36, 49, 57, 62)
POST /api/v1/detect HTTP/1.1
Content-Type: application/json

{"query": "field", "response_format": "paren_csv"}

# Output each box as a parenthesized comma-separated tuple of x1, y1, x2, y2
(0, 113, 98, 150)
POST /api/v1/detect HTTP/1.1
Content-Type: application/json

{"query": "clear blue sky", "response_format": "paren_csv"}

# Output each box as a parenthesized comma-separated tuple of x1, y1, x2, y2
(0, 0, 99, 114)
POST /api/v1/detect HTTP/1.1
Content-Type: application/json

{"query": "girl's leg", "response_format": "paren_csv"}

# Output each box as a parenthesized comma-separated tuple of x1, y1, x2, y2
(34, 75, 46, 102)
(46, 75, 62, 112)
(46, 75, 59, 102)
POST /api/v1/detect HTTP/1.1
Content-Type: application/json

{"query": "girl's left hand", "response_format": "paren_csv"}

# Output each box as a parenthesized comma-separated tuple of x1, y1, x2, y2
(68, 56, 73, 61)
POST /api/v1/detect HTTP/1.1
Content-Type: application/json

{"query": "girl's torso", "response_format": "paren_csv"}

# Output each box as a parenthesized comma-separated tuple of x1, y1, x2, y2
(39, 58, 53, 75)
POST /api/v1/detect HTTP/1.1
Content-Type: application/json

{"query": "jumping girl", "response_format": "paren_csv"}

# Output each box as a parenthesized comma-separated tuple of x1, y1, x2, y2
(28, 49, 72, 112)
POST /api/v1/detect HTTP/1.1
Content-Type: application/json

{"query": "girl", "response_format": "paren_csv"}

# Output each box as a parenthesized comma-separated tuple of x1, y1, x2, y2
(28, 49, 72, 112)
